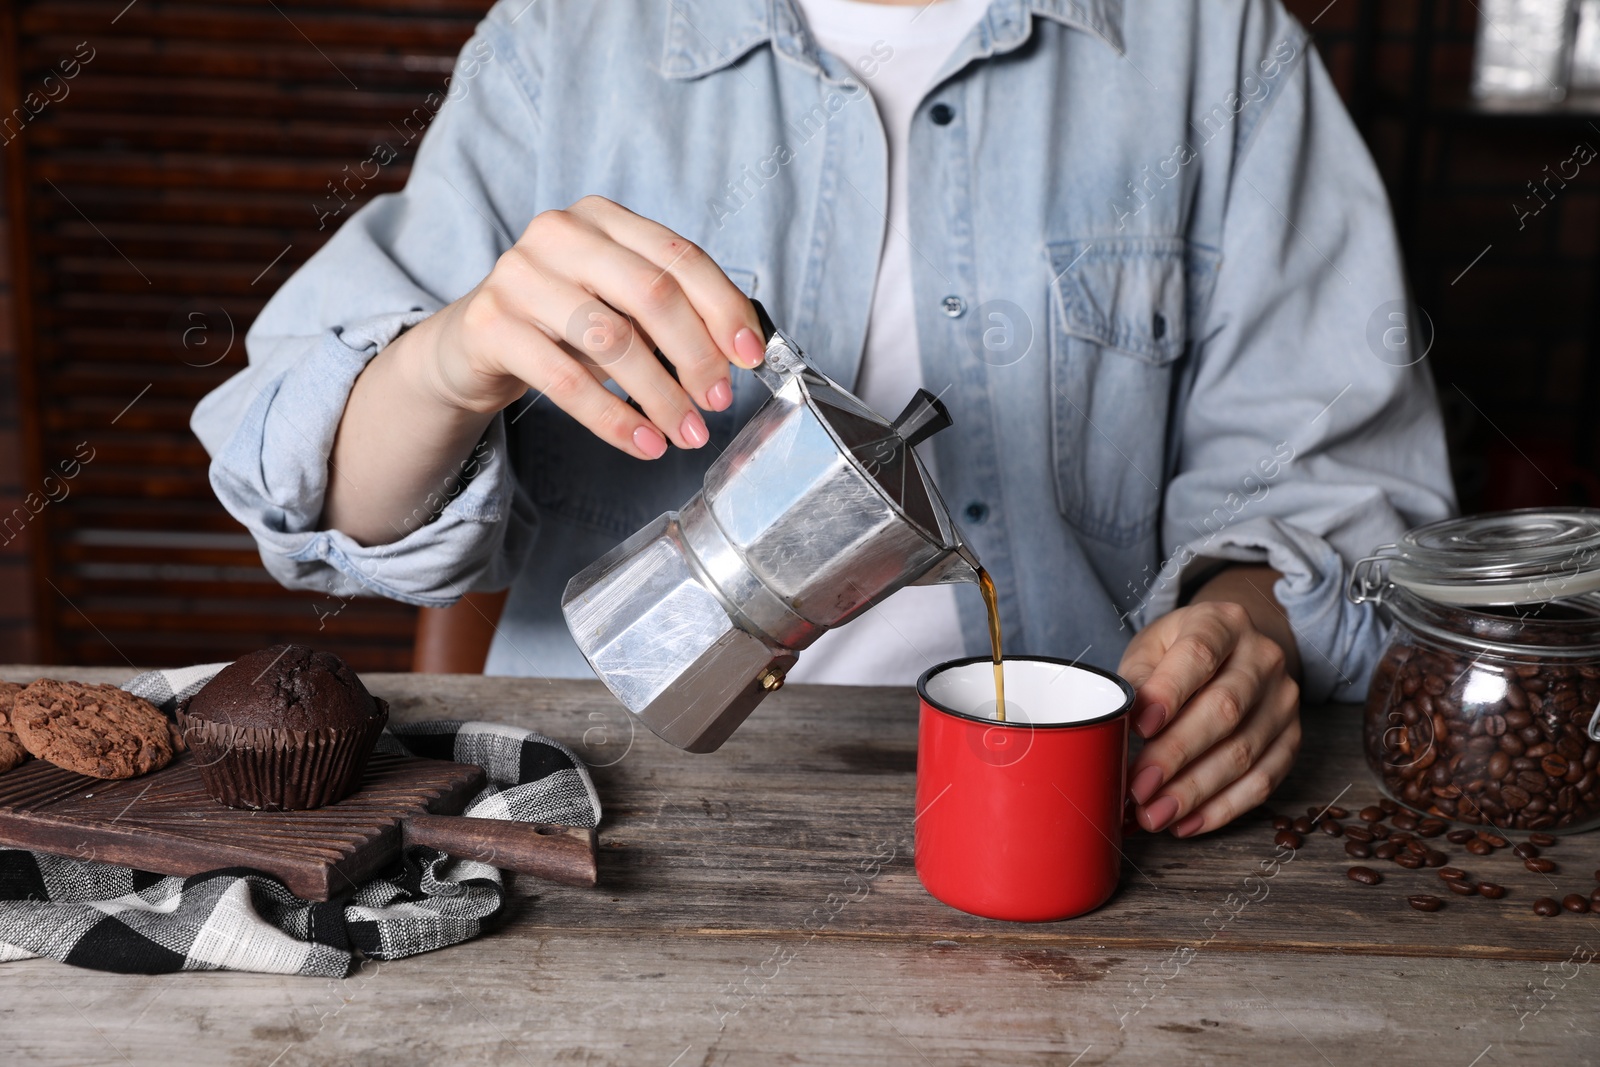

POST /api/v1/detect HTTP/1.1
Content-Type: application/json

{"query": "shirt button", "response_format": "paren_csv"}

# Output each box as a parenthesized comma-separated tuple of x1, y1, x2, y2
(964, 501, 989, 524)
(929, 102, 955, 125)
(1152, 312, 1167, 340)
(941, 295, 965, 317)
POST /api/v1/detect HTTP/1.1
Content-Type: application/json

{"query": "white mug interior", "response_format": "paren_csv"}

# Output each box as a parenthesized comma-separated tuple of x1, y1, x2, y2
(924, 658, 1129, 725)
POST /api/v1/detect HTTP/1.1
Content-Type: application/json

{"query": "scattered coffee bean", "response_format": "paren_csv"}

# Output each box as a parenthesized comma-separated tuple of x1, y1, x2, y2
(1407, 894, 1443, 912)
(1447, 829, 1476, 844)
(1346, 825, 1375, 843)
(1374, 841, 1400, 860)
(1291, 817, 1314, 835)
(1479, 833, 1509, 849)
(1395, 851, 1425, 869)
(1590, 887, 1600, 907)
(1439, 866, 1468, 881)
(1525, 857, 1558, 874)
(1347, 866, 1382, 886)
(1444, 879, 1477, 896)
(1513, 843, 1540, 860)
(1369, 822, 1390, 840)
(1379, 799, 1399, 814)
(1320, 819, 1344, 837)
(1564, 894, 1591, 914)
(1534, 898, 1561, 916)
(1326, 805, 1350, 819)
(1418, 818, 1448, 838)
(1359, 806, 1384, 823)
(1466, 839, 1494, 857)
(1530, 832, 1558, 847)
(1345, 841, 1371, 859)
(1425, 849, 1449, 868)
(1392, 811, 1420, 831)
(1478, 882, 1507, 899)
(1306, 806, 1322, 818)
(1274, 830, 1303, 850)
(1404, 839, 1428, 856)
(1272, 816, 1293, 831)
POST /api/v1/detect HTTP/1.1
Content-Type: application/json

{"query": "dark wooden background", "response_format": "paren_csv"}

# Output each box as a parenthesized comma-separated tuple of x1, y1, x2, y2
(0, 0, 1596, 669)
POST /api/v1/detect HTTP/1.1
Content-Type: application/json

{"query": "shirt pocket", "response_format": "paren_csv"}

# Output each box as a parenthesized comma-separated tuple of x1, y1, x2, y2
(1046, 237, 1217, 547)
(523, 268, 760, 539)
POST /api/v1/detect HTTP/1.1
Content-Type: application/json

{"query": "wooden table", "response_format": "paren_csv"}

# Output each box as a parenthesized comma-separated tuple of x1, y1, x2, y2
(2, 668, 1597, 1065)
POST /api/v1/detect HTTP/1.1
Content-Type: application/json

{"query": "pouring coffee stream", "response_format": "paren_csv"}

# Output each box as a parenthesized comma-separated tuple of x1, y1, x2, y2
(561, 299, 1003, 751)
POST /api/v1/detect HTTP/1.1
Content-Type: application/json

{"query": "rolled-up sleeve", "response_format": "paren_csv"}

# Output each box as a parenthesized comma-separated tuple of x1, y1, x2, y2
(190, 8, 542, 606)
(1140, 32, 1457, 702)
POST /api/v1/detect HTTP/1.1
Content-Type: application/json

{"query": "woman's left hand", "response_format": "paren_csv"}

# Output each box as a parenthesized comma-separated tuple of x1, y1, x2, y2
(1118, 568, 1302, 837)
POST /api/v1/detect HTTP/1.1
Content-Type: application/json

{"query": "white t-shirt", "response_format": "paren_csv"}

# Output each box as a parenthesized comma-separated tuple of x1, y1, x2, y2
(783, 0, 990, 686)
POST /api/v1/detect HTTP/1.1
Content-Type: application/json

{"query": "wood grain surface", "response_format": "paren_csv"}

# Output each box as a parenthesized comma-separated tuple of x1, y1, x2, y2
(1, 668, 1597, 1066)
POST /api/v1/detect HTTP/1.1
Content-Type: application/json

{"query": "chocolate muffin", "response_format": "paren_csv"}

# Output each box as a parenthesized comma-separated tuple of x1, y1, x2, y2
(178, 645, 388, 810)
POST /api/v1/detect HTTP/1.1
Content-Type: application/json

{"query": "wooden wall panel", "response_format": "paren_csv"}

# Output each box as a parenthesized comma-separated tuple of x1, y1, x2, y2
(3, 0, 492, 670)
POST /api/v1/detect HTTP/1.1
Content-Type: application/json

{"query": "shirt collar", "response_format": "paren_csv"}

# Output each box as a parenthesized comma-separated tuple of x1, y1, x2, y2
(660, 0, 1124, 80)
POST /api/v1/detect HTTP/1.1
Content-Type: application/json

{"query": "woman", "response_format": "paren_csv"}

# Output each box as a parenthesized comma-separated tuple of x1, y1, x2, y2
(192, 0, 1455, 837)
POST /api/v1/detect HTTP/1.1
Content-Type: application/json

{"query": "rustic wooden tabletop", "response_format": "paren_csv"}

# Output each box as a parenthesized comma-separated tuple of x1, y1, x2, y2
(1, 667, 1597, 1066)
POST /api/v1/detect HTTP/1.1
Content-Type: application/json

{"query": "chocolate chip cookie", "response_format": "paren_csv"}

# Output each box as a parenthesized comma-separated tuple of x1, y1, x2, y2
(0, 681, 28, 773)
(13, 680, 174, 779)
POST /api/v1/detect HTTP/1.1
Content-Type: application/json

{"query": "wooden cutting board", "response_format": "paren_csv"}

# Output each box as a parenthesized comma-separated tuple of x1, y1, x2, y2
(0, 752, 597, 900)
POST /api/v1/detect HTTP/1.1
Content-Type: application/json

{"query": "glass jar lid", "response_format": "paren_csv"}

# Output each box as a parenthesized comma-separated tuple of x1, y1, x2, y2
(1353, 508, 1600, 607)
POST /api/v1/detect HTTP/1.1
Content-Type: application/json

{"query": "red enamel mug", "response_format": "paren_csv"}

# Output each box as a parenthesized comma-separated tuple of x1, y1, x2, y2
(914, 655, 1135, 921)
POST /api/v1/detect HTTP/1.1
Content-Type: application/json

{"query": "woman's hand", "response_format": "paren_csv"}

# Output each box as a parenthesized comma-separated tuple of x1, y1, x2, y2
(324, 196, 767, 545)
(407, 194, 766, 459)
(1118, 566, 1302, 837)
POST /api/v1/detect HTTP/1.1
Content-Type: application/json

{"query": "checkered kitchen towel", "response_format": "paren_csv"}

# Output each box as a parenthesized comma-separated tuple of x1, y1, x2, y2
(0, 663, 600, 976)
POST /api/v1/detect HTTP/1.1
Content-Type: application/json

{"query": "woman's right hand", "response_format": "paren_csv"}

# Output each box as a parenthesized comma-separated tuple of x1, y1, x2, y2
(405, 194, 768, 459)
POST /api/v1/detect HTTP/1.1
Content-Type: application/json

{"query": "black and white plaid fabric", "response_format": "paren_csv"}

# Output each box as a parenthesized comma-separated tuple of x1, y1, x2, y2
(0, 663, 600, 976)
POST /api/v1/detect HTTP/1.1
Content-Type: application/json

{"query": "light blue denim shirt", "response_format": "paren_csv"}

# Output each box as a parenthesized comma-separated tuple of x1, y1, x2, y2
(191, 0, 1456, 702)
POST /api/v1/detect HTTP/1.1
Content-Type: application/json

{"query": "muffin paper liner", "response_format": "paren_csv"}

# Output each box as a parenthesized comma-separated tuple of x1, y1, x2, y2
(176, 699, 390, 811)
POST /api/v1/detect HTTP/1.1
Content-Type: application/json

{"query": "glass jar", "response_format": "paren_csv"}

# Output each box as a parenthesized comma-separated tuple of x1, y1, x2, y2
(1349, 509, 1600, 833)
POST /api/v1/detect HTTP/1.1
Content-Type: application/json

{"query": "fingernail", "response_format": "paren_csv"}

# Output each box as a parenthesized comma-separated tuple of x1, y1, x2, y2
(1173, 812, 1205, 838)
(1143, 794, 1180, 833)
(680, 410, 709, 448)
(733, 327, 765, 367)
(706, 378, 732, 412)
(632, 424, 667, 459)
(1129, 764, 1165, 806)
(1133, 703, 1168, 739)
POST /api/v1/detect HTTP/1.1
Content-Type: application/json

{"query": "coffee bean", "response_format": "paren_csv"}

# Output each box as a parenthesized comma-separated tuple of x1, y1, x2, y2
(1418, 818, 1448, 838)
(1379, 799, 1399, 814)
(1529, 832, 1558, 847)
(1369, 823, 1390, 839)
(1445, 828, 1474, 844)
(1480, 833, 1509, 848)
(1590, 887, 1600, 907)
(1392, 811, 1420, 831)
(1369, 637, 1600, 833)
(1444, 879, 1477, 895)
(1347, 866, 1382, 885)
(1345, 841, 1371, 859)
(1404, 838, 1428, 856)
(1326, 805, 1350, 819)
(1439, 866, 1468, 880)
(1374, 841, 1400, 860)
(1424, 849, 1449, 867)
(1292, 817, 1314, 835)
(1359, 806, 1384, 823)
(1513, 843, 1540, 860)
(1346, 825, 1374, 843)
(1478, 882, 1507, 899)
(1407, 894, 1443, 912)
(1564, 894, 1591, 914)
(1525, 857, 1558, 874)
(1274, 830, 1303, 850)
(1272, 816, 1293, 831)
(1395, 851, 1425, 869)
(1320, 819, 1344, 837)
(1466, 839, 1494, 857)
(1534, 897, 1561, 916)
